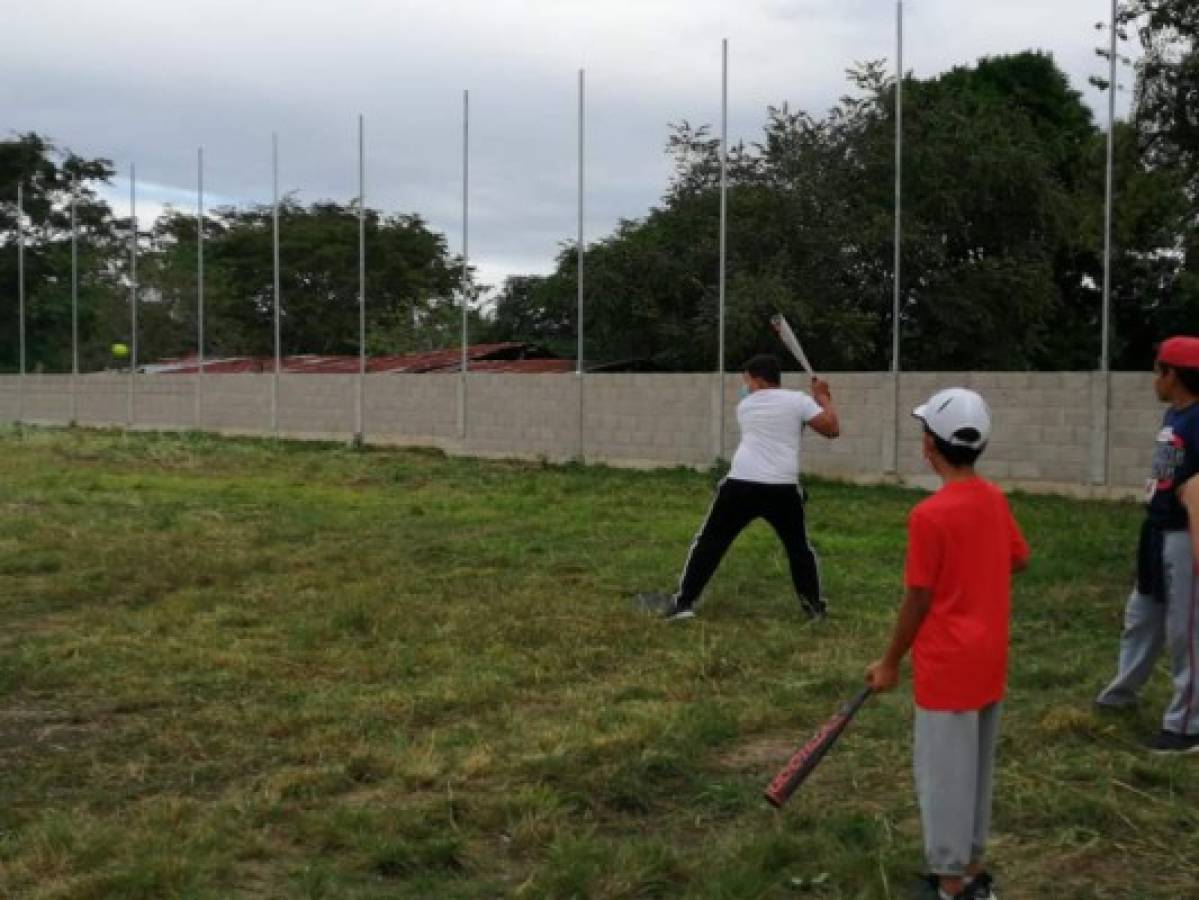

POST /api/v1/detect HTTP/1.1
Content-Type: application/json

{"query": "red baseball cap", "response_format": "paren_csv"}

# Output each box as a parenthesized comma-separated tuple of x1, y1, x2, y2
(1157, 337, 1199, 369)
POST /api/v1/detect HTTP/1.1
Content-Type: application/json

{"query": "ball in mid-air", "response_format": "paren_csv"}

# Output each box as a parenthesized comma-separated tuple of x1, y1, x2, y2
(111, 342, 129, 359)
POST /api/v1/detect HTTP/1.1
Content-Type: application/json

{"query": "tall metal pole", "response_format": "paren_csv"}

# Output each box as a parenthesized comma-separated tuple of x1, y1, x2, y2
(272, 133, 281, 438)
(71, 178, 79, 424)
(196, 147, 205, 429)
(459, 90, 470, 439)
(129, 164, 138, 428)
(577, 69, 585, 377)
(718, 38, 728, 460)
(356, 114, 366, 444)
(16, 183, 24, 423)
(1101, 0, 1117, 374)
(577, 68, 586, 459)
(890, 0, 904, 474)
(1100, 0, 1118, 484)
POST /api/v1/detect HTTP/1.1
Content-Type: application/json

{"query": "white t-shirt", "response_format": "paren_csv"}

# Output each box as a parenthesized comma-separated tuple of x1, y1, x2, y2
(728, 388, 823, 484)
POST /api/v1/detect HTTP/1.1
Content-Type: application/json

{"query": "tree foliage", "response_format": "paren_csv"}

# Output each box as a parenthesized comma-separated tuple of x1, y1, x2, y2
(1116, 0, 1199, 364)
(1123, 0, 1199, 186)
(4, 39, 1197, 374)
(489, 52, 1191, 372)
(0, 133, 126, 373)
(142, 202, 472, 359)
(0, 136, 476, 371)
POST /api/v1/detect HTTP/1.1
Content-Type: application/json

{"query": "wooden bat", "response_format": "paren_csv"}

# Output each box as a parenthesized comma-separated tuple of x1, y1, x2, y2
(763, 686, 871, 807)
(770, 314, 816, 378)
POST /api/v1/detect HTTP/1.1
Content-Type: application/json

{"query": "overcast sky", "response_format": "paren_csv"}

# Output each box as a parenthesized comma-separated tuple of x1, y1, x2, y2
(4, 0, 1133, 292)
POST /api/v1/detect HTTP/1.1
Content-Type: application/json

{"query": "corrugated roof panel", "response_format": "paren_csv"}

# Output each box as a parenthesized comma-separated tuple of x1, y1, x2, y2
(142, 344, 573, 375)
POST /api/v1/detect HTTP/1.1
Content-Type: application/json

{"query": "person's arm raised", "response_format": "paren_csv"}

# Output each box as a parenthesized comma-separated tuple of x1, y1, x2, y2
(807, 377, 840, 438)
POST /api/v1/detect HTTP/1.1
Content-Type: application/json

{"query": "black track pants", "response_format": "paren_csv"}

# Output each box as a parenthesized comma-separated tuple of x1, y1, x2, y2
(674, 477, 823, 613)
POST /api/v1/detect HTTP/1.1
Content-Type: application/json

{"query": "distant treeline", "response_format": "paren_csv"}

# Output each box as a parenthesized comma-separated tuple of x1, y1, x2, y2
(2, 1, 1196, 372)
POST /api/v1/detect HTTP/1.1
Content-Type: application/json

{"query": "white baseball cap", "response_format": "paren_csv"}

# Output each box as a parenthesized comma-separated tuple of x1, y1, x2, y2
(912, 388, 991, 450)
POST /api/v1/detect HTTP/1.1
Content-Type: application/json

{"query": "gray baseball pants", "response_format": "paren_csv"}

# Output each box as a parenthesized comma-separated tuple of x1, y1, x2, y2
(1096, 530, 1199, 735)
(914, 702, 1002, 877)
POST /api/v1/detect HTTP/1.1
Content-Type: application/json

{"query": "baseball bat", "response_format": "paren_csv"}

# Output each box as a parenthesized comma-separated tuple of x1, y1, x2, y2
(770, 314, 816, 378)
(763, 686, 872, 808)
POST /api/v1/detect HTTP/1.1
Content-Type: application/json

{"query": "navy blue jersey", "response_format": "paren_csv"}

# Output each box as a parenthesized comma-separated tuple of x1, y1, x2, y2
(1147, 402, 1199, 529)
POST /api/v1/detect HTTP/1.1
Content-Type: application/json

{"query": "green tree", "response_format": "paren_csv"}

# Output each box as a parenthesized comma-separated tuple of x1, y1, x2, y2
(898, 53, 1098, 368)
(0, 133, 125, 373)
(140, 201, 470, 359)
(1114, 0, 1199, 365)
(493, 53, 1162, 372)
(486, 273, 573, 350)
(1123, 1, 1199, 187)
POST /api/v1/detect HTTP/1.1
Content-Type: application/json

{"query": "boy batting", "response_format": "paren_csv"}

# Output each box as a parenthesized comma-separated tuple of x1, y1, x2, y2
(1096, 336, 1199, 753)
(866, 388, 1029, 900)
(661, 353, 839, 620)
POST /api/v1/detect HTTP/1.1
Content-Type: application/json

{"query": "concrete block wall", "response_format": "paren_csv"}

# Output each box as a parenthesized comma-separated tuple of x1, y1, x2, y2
(1110, 373, 1158, 489)
(0, 371, 1166, 494)
(0, 377, 15, 421)
(135, 376, 197, 430)
(367, 374, 458, 445)
(584, 374, 714, 468)
(789, 373, 893, 478)
(0, 375, 130, 427)
(76, 375, 130, 426)
(196, 375, 273, 434)
(18, 375, 74, 424)
(463, 374, 581, 462)
(894, 373, 1099, 486)
(278, 375, 356, 440)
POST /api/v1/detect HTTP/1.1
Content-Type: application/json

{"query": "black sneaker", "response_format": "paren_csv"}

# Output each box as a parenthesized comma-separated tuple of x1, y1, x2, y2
(965, 872, 997, 900)
(662, 599, 695, 621)
(1144, 729, 1199, 754)
(910, 873, 939, 898)
(910, 873, 995, 900)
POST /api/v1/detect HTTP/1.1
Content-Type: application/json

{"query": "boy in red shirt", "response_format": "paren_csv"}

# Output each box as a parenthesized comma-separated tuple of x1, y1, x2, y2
(867, 388, 1029, 900)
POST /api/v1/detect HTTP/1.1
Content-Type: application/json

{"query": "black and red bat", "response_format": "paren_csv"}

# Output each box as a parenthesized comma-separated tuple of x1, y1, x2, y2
(763, 686, 872, 808)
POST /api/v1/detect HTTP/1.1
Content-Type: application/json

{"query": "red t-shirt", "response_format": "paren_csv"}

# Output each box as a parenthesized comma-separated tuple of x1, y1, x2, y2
(904, 477, 1030, 711)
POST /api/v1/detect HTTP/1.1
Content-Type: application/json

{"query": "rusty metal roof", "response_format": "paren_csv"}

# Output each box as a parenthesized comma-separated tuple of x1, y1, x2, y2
(145, 343, 573, 375)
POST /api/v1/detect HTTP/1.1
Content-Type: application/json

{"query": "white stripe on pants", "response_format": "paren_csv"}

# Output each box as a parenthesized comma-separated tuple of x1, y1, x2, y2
(914, 702, 1002, 877)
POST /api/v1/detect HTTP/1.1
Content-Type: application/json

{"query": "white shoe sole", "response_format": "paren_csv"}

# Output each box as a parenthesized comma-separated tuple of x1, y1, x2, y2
(1148, 743, 1199, 755)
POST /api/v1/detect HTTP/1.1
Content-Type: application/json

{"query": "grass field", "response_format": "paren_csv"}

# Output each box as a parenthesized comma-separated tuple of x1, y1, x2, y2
(1, 427, 1196, 899)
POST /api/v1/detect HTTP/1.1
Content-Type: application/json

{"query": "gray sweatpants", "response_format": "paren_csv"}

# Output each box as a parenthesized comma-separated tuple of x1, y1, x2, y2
(1096, 530, 1199, 734)
(914, 702, 1002, 877)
